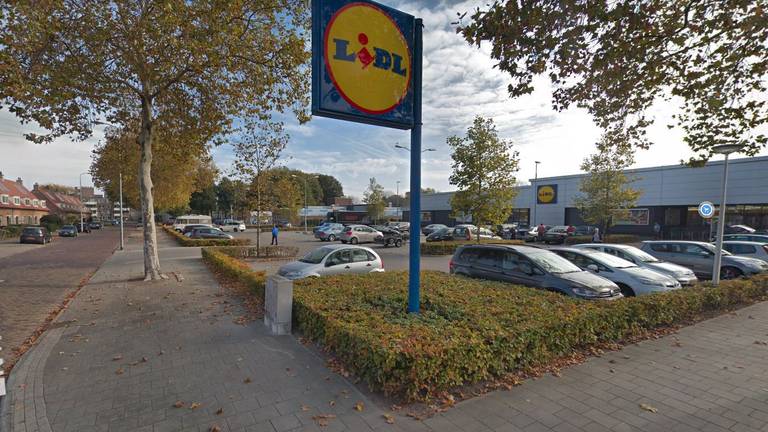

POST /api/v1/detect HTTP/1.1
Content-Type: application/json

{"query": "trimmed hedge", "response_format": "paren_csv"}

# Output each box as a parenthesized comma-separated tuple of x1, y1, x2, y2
(293, 272, 768, 400)
(163, 226, 250, 247)
(212, 245, 299, 260)
(201, 248, 267, 299)
(421, 239, 524, 255)
(565, 234, 642, 245)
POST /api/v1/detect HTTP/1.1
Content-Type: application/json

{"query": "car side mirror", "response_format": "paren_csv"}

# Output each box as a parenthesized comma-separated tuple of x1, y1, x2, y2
(587, 264, 599, 272)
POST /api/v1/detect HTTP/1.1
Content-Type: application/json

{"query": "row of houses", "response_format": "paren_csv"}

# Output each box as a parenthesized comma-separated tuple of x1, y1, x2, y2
(0, 172, 96, 226)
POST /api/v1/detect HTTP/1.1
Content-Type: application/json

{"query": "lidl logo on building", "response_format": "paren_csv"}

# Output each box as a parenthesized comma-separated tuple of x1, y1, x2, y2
(323, 2, 411, 114)
(537, 185, 558, 204)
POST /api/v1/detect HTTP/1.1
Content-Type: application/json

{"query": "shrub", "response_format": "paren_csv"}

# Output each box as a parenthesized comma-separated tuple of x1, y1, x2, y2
(292, 272, 768, 400)
(213, 245, 299, 260)
(201, 248, 267, 299)
(421, 239, 524, 255)
(565, 234, 641, 245)
(163, 226, 250, 247)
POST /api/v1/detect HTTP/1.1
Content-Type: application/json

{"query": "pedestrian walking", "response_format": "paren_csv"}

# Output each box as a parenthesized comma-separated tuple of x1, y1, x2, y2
(592, 227, 602, 243)
(654, 222, 662, 239)
(537, 223, 546, 242)
(271, 224, 279, 245)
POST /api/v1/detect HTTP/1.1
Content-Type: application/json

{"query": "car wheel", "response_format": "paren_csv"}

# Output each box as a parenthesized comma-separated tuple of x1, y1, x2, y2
(721, 266, 743, 280)
(341, 240, 347, 244)
(395, 239, 403, 247)
(617, 283, 635, 297)
(328, 234, 336, 242)
(351, 237, 359, 245)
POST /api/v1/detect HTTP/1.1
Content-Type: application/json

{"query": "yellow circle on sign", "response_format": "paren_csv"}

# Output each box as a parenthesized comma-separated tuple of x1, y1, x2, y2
(538, 185, 556, 204)
(324, 3, 411, 114)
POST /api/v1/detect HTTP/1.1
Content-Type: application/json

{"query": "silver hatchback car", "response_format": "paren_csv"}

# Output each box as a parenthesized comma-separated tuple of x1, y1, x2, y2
(339, 224, 382, 244)
(640, 241, 768, 280)
(277, 244, 384, 280)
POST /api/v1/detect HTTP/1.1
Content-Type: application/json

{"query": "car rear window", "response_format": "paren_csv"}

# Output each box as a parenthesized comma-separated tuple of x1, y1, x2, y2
(23, 228, 41, 234)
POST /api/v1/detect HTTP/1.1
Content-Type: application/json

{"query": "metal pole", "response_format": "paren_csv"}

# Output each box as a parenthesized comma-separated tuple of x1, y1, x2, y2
(304, 177, 308, 234)
(396, 180, 400, 197)
(79, 174, 84, 232)
(407, 18, 423, 314)
(712, 153, 730, 285)
(532, 162, 539, 225)
(119, 172, 124, 250)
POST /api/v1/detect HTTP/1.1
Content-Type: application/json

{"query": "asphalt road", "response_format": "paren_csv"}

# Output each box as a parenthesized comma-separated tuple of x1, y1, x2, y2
(230, 229, 452, 274)
(0, 228, 119, 364)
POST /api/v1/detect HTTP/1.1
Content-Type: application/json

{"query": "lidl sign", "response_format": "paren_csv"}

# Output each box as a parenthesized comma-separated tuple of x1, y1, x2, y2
(537, 184, 558, 204)
(312, 0, 415, 129)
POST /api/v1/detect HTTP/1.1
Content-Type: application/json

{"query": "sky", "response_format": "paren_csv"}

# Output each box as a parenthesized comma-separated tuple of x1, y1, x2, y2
(1, 0, 766, 200)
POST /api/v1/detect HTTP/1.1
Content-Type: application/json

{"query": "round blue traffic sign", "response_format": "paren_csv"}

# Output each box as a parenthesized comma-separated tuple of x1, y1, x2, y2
(698, 201, 714, 218)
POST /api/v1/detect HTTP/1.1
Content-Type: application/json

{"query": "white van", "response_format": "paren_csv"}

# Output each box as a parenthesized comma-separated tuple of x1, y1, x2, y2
(173, 214, 213, 232)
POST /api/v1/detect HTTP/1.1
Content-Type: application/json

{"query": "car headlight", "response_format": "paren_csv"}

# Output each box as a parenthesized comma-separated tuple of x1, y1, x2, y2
(571, 287, 602, 298)
(283, 271, 304, 279)
(638, 278, 666, 287)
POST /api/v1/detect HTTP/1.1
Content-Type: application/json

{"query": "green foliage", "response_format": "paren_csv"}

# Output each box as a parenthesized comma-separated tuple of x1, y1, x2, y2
(363, 178, 386, 223)
(565, 234, 642, 245)
(293, 272, 768, 400)
(318, 174, 344, 205)
(40, 214, 63, 232)
(448, 117, 519, 230)
(201, 248, 267, 299)
(163, 226, 250, 247)
(421, 240, 523, 256)
(212, 245, 299, 260)
(572, 142, 642, 233)
(459, 1, 768, 159)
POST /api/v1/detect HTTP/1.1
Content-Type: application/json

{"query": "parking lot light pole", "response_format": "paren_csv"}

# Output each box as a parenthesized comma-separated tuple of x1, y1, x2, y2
(292, 174, 316, 234)
(79, 172, 88, 231)
(119, 172, 124, 250)
(711, 142, 744, 285)
(532, 161, 540, 225)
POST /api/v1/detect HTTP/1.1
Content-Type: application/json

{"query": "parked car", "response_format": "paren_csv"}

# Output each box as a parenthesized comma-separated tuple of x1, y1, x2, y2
(386, 221, 410, 231)
(314, 223, 345, 241)
(77, 222, 91, 233)
(59, 225, 78, 237)
(219, 220, 246, 232)
(182, 224, 214, 235)
(640, 241, 768, 279)
(89, 221, 102, 229)
(277, 244, 384, 280)
(524, 225, 551, 242)
(425, 227, 455, 242)
(722, 241, 768, 263)
(573, 243, 698, 286)
(422, 224, 447, 236)
(514, 223, 531, 239)
(313, 221, 332, 234)
(495, 224, 517, 239)
(725, 224, 756, 234)
(339, 224, 382, 244)
(188, 227, 234, 240)
(722, 234, 768, 244)
(550, 247, 681, 297)
(20, 226, 52, 244)
(573, 225, 597, 236)
(543, 226, 571, 244)
(374, 227, 405, 248)
(449, 244, 622, 300)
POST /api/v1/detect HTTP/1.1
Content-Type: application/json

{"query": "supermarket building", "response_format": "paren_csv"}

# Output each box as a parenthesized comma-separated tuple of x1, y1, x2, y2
(408, 156, 768, 239)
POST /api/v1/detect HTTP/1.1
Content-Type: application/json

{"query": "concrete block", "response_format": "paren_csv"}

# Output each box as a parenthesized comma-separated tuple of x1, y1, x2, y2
(264, 276, 293, 335)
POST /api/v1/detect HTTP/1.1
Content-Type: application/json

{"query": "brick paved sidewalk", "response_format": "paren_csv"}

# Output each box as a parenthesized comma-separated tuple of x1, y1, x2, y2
(2, 231, 768, 432)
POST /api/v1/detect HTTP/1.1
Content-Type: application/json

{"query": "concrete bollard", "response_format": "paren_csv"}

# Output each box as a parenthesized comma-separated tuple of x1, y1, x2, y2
(264, 275, 293, 335)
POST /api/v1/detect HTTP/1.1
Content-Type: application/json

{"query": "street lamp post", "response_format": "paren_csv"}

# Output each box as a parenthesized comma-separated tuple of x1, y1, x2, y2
(292, 174, 317, 234)
(532, 161, 541, 226)
(711, 143, 744, 285)
(396, 180, 400, 197)
(119, 172, 124, 250)
(79, 172, 88, 232)
(395, 143, 436, 153)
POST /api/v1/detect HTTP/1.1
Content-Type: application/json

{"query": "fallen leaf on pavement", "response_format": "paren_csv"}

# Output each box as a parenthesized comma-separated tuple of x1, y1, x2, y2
(301, 405, 310, 411)
(190, 402, 202, 410)
(115, 367, 124, 375)
(328, 400, 335, 407)
(141, 357, 148, 363)
(244, 377, 252, 384)
(215, 408, 223, 415)
(383, 413, 395, 424)
(312, 414, 336, 427)
(209, 426, 221, 432)
(640, 403, 658, 413)
(173, 401, 185, 408)
(354, 401, 364, 412)
(112, 355, 123, 361)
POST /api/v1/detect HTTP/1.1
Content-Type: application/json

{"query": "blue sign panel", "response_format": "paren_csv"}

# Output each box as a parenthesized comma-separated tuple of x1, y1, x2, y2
(312, 0, 415, 129)
(698, 201, 714, 219)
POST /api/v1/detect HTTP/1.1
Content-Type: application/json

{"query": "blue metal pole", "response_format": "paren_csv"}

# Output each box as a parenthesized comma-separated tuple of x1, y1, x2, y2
(407, 18, 423, 314)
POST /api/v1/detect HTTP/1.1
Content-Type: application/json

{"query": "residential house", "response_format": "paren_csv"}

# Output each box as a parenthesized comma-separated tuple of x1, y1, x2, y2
(32, 184, 91, 222)
(0, 173, 50, 226)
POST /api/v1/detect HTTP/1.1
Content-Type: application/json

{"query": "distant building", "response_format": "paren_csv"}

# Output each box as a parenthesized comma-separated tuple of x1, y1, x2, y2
(32, 184, 91, 222)
(333, 197, 353, 206)
(0, 174, 49, 226)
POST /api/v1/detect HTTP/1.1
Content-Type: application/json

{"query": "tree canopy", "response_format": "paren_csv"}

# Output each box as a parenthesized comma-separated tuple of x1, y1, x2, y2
(449, 116, 519, 234)
(363, 178, 387, 223)
(460, 1, 768, 160)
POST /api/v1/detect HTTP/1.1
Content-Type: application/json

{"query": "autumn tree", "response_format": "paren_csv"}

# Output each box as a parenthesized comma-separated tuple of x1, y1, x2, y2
(0, 1, 309, 280)
(317, 174, 344, 205)
(459, 1, 768, 160)
(363, 178, 386, 223)
(573, 136, 642, 234)
(448, 116, 519, 241)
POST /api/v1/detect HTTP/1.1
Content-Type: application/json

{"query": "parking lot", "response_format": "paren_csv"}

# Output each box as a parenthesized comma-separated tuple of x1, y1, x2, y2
(230, 229, 453, 274)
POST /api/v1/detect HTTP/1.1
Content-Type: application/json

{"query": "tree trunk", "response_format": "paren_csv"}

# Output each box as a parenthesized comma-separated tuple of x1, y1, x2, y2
(138, 96, 164, 281)
(256, 172, 261, 257)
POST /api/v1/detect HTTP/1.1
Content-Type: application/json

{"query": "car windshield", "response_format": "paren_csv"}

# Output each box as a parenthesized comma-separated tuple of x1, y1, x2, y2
(624, 248, 660, 263)
(589, 251, 637, 268)
(699, 242, 731, 256)
(299, 248, 333, 264)
(527, 251, 583, 274)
